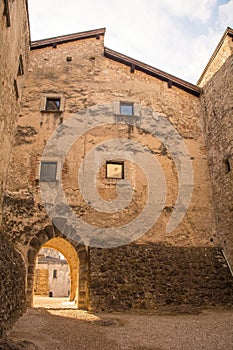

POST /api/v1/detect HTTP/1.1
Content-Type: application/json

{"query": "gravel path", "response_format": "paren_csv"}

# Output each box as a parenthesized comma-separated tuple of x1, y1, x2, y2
(7, 306, 233, 350)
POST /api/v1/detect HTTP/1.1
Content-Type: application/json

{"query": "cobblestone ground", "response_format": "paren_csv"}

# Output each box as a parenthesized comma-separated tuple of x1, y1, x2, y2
(5, 298, 233, 350)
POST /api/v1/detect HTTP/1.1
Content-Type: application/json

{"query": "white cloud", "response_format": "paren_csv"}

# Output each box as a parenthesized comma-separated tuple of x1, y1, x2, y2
(152, 0, 217, 22)
(27, 0, 233, 83)
(218, 0, 233, 29)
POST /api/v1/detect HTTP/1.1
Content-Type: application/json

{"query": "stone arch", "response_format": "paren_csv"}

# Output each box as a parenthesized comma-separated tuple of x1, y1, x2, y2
(43, 237, 79, 302)
(26, 224, 89, 309)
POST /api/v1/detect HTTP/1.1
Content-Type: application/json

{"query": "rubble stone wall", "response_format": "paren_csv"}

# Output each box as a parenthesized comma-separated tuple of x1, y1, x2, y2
(90, 243, 233, 311)
(0, 233, 26, 336)
(201, 53, 233, 269)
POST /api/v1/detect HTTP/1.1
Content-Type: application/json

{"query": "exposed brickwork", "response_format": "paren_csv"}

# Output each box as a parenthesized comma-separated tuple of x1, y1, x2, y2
(90, 244, 233, 312)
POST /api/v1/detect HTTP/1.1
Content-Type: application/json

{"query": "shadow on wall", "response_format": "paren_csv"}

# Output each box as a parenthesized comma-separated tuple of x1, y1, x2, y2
(0, 232, 26, 337)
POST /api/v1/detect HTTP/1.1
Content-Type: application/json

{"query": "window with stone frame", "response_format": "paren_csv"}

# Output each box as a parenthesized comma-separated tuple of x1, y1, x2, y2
(112, 101, 141, 117)
(120, 102, 134, 116)
(40, 161, 57, 182)
(106, 161, 124, 179)
(40, 94, 65, 112)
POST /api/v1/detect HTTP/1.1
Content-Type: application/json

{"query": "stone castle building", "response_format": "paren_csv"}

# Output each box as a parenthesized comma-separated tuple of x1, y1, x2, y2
(34, 248, 70, 298)
(0, 0, 233, 335)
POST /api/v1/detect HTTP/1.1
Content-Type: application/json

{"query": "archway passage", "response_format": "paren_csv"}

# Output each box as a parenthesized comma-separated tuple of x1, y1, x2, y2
(43, 238, 79, 302)
(33, 238, 78, 308)
(33, 246, 71, 308)
(27, 226, 89, 310)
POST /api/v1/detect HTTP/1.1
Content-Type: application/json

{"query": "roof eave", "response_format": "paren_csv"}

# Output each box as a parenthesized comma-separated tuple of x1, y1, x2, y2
(30, 28, 106, 50)
(104, 48, 202, 97)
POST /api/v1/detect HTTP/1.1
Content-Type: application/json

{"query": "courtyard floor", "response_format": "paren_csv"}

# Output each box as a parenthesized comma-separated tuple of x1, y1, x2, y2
(6, 297, 233, 350)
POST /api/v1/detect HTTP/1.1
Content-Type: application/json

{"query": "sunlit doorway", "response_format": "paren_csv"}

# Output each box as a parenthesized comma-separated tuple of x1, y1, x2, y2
(33, 237, 79, 309)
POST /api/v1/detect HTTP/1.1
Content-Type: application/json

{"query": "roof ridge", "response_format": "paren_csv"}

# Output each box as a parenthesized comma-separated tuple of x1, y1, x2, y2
(31, 28, 106, 49)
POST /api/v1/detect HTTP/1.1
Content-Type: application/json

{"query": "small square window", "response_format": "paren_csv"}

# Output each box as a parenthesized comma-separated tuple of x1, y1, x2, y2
(40, 95, 65, 113)
(106, 162, 124, 179)
(120, 102, 134, 116)
(40, 162, 57, 182)
(45, 98, 61, 111)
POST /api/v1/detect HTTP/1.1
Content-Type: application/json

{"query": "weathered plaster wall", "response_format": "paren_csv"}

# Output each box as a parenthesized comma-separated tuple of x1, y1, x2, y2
(0, 0, 29, 336)
(0, 0, 30, 223)
(34, 268, 49, 296)
(201, 50, 233, 269)
(35, 260, 70, 297)
(4, 36, 215, 247)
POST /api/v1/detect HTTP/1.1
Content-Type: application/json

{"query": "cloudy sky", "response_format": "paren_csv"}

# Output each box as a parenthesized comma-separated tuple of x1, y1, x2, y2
(28, 0, 233, 83)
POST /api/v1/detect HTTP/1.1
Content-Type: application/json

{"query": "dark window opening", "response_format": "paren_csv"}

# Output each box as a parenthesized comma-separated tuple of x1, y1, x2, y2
(14, 79, 19, 99)
(106, 161, 124, 179)
(49, 291, 53, 297)
(45, 98, 61, 111)
(53, 269, 57, 278)
(224, 159, 231, 174)
(3, 0, 11, 27)
(17, 55, 24, 75)
(40, 161, 57, 182)
(120, 102, 134, 116)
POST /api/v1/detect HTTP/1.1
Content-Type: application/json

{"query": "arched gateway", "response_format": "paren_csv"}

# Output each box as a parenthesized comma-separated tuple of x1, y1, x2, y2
(26, 225, 89, 309)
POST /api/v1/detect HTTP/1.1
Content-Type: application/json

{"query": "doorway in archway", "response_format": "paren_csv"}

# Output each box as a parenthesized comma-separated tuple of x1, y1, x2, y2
(32, 237, 79, 309)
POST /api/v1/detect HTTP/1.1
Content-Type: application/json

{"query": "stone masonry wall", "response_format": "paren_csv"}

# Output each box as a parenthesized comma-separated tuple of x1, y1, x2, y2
(4, 36, 215, 248)
(198, 33, 233, 87)
(2, 34, 221, 311)
(0, 0, 30, 224)
(90, 243, 233, 312)
(201, 53, 233, 269)
(0, 232, 26, 336)
(0, 0, 29, 336)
